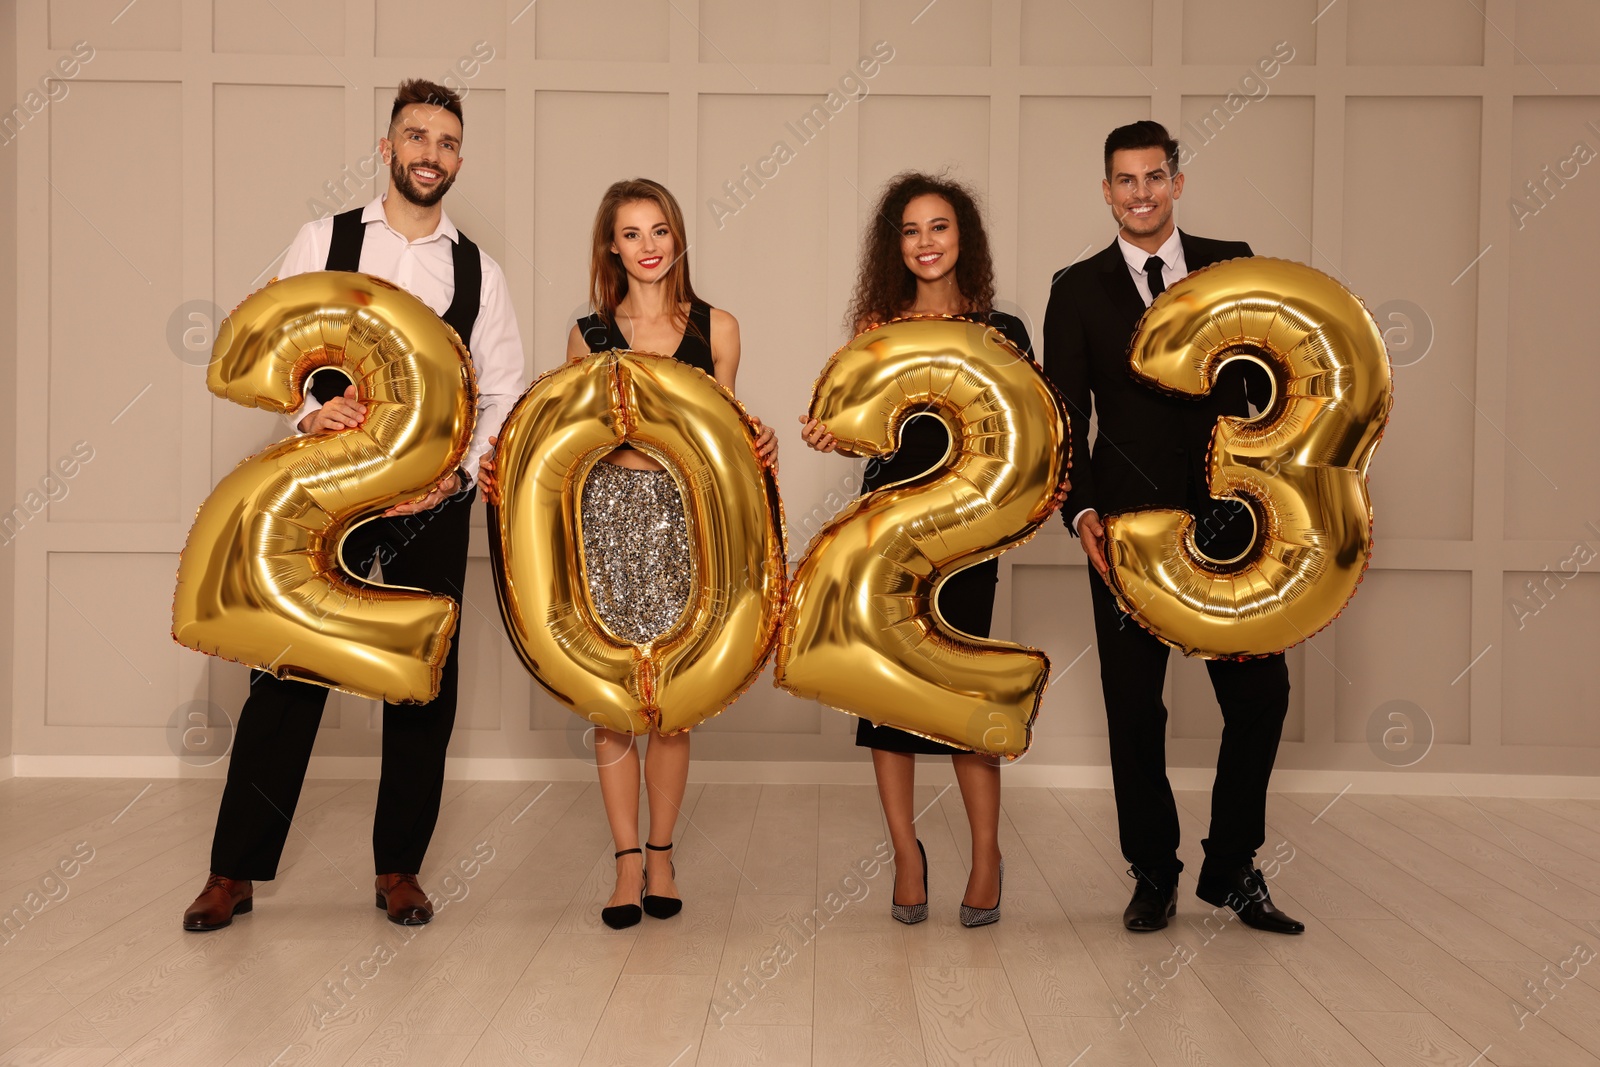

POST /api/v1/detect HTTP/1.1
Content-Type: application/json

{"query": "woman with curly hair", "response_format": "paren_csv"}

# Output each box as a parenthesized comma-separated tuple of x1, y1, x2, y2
(799, 172, 1034, 927)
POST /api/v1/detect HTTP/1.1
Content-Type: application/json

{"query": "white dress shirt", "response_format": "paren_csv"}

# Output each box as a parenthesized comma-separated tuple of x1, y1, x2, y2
(1073, 229, 1188, 536)
(278, 195, 525, 484)
(1118, 229, 1187, 307)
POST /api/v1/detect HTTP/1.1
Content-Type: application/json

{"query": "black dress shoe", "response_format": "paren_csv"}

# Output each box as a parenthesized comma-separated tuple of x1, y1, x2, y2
(1194, 864, 1305, 934)
(1122, 868, 1177, 932)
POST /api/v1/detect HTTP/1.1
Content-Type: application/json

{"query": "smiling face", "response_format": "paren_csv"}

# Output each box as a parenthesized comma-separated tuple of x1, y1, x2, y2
(1102, 146, 1184, 249)
(609, 199, 677, 285)
(899, 193, 960, 286)
(381, 103, 463, 208)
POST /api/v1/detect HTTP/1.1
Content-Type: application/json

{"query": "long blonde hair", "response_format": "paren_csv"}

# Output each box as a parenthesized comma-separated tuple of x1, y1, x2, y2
(588, 178, 703, 338)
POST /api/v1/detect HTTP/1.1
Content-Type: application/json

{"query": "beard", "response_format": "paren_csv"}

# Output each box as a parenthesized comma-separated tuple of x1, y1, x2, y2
(390, 155, 456, 208)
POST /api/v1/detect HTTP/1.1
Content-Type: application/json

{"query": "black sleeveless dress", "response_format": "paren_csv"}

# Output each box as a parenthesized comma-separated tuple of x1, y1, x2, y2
(577, 301, 716, 368)
(855, 310, 1036, 754)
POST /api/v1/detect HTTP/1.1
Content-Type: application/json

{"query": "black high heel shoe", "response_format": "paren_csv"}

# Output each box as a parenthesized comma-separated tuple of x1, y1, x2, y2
(601, 848, 643, 930)
(891, 840, 928, 925)
(642, 841, 682, 919)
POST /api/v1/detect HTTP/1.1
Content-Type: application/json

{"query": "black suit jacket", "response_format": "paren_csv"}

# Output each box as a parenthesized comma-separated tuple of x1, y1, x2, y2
(1043, 231, 1256, 527)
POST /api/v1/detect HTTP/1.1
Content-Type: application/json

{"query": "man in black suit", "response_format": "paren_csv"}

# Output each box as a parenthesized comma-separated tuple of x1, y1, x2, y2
(1043, 121, 1303, 935)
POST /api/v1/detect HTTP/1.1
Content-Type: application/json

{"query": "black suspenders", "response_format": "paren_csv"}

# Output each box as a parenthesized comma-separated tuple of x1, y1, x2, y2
(311, 208, 482, 404)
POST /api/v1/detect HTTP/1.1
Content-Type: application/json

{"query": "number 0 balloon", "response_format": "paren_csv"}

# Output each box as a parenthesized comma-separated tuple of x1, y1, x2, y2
(172, 272, 478, 704)
(1104, 257, 1393, 658)
(775, 318, 1070, 757)
(489, 350, 786, 735)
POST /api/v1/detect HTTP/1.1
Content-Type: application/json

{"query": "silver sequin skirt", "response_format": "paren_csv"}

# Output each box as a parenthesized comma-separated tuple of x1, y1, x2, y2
(580, 462, 694, 644)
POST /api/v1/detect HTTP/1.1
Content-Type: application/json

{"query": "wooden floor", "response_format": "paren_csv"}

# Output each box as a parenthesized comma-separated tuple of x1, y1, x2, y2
(2, 777, 1598, 1067)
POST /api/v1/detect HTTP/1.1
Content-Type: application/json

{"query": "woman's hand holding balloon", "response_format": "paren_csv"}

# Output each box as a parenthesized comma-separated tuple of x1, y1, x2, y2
(797, 414, 836, 453)
(751, 417, 779, 471)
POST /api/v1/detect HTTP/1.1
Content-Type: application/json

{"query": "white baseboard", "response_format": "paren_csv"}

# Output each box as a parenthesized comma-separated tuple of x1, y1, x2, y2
(8, 754, 1600, 798)
(12, 755, 234, 779)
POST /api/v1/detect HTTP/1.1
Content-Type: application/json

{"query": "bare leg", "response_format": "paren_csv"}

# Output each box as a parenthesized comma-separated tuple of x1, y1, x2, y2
(871, 749, 925, 905)
(595, 727, 643, 909)
(643, 730, 690, 899)
(952, 752, 1002, 908)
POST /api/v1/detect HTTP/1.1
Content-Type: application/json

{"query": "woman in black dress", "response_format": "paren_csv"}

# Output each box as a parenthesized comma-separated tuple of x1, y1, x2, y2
(799, 173, 1034, 927)
(482, 178, 776, 930)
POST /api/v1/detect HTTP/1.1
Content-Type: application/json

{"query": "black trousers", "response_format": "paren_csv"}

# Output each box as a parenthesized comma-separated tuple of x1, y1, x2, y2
(1089, 571, 1289, 889)
(209, 487, 476, 881)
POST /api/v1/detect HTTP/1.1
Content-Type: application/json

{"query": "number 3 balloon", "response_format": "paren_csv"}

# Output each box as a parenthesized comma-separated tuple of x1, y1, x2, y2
(489, 350, 787, 735)
(172, 272, 477, 704)
(1104, 257, 1393, 658)
(775, 318, 1070, 757)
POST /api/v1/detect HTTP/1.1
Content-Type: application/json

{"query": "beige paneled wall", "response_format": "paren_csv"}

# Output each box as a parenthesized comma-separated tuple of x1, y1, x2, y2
(1, 2, 17, 769)
(6, 0, 1599, 783)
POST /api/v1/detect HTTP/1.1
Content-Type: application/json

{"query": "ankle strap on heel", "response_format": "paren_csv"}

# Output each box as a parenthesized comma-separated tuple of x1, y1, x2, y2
(645, 842, 674, 852)
(615, 847, 643, 858)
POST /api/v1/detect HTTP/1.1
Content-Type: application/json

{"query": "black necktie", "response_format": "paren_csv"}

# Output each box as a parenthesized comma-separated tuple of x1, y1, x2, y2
(1144, 255, 1166, 301)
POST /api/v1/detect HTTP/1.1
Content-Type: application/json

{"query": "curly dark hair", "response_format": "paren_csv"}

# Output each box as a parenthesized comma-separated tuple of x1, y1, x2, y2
(845, 172, 996, 333)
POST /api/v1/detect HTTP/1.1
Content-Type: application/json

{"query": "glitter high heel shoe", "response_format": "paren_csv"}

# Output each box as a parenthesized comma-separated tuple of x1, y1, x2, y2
(891, 840, 929, 925)
(959, 859, 1004, 928)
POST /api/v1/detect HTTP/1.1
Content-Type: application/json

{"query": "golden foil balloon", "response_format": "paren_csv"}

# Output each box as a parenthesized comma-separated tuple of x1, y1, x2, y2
(775, 318, 1070, 757)
(173, 271, 477, 704)
(489, 350, 786, 735)
(1103, 257, 1393, 658)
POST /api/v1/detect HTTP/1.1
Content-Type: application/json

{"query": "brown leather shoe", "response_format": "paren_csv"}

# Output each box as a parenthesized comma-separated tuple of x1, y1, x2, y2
(375, 873, 433, 926)
(182, 873, 253, 932)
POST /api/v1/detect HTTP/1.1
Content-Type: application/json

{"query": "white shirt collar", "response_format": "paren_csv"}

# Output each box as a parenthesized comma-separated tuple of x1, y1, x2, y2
(360, 193, 459, 245)
(1117, 228, 1183, 275)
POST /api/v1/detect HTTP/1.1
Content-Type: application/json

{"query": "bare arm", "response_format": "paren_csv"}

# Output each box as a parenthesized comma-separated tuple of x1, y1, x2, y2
(708, 308, 775, 469)
(708, 307, 740, 392)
